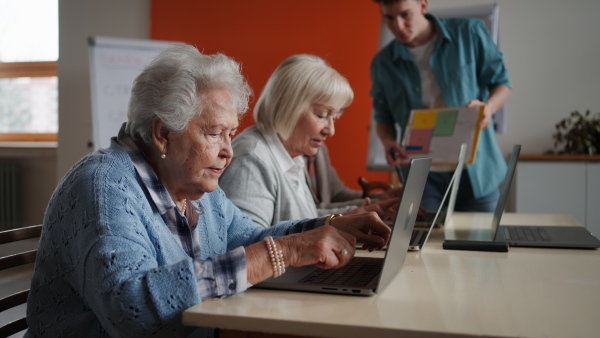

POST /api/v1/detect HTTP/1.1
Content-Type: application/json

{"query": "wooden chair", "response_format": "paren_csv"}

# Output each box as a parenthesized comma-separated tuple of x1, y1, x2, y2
(357, 167, 405, 198)
(357, 177, 394, 198)
(0, 225, 42, 337)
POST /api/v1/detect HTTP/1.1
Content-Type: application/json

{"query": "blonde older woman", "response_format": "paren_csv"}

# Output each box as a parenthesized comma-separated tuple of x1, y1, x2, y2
(220, 55, 400, 229)
(25, 45, 390, 338)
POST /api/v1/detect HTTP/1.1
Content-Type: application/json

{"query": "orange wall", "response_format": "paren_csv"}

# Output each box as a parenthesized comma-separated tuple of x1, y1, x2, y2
(150, 0, 391, 189)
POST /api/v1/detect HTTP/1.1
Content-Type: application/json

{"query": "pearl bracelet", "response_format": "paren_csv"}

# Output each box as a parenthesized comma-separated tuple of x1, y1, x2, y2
(265, 236, 285, 278)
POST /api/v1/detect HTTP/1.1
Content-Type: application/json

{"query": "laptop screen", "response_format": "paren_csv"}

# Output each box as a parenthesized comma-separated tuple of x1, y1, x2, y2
(490, 144, 521, 239)
(444, 143, 467, 224)
(377, 157, 431, 292)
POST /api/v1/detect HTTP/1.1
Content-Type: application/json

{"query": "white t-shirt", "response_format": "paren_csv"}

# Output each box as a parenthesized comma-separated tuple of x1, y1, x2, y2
(407, 34, 446, 109)
(408, 35, 454, 172)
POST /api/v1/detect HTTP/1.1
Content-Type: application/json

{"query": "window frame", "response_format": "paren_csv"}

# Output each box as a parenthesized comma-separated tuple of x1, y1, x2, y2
(0, 61, 58, 142)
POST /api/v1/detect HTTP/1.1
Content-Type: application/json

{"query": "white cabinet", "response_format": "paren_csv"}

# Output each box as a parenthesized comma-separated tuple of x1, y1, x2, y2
(515, 157, 600, 237)
(586, 162, 600, 237)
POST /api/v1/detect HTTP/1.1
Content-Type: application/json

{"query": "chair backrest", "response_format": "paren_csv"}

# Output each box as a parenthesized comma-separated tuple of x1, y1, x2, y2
(0, 224, 42, 337)
(357, 177, 394, 198)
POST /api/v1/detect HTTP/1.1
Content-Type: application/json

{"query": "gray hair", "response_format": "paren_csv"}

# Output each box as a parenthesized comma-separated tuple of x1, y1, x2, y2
(253, 54, 354, 140)
(126, 43, 252, 143)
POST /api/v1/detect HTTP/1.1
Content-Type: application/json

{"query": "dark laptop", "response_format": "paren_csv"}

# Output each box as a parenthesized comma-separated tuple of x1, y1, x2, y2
(445, 145, 600, 251)
(254, 157, 432, 296)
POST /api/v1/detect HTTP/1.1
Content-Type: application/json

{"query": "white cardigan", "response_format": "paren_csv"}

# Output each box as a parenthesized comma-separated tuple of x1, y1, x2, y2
(221, 125, 360, 228)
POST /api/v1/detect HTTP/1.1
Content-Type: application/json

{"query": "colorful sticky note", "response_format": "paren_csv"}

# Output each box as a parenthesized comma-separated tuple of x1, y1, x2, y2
(406, 128, 432, 154)
(412, 112, 438, 129)
(433, 110, 459, 136)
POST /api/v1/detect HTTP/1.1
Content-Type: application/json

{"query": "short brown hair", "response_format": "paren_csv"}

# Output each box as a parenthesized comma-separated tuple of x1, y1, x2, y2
(372, 0, 416, 4)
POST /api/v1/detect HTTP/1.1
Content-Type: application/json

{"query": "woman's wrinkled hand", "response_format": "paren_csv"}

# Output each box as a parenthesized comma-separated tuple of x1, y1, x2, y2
(344, 198, 398, 222)
(329, 212, 391, 251)
(277, 225, 356, 270)
(378, 186, 404, 200)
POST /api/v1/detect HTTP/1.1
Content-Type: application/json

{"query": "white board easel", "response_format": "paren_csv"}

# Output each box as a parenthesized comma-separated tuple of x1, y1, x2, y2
(88, 36, 178, 150)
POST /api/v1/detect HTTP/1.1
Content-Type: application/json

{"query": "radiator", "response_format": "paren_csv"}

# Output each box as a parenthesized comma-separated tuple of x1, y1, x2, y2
(0, 163, 21, 231)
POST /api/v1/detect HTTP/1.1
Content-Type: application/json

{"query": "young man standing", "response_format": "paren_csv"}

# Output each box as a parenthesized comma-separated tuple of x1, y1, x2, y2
(370, 0, 512, 212)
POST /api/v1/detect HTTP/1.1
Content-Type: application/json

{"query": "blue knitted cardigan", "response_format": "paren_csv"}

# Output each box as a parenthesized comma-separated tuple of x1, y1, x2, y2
(25, 140, 307, 337)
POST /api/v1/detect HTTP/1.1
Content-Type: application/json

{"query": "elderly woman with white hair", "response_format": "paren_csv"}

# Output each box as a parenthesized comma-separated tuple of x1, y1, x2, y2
(220, 54, 401, 229)
(25, 44, 390, 338)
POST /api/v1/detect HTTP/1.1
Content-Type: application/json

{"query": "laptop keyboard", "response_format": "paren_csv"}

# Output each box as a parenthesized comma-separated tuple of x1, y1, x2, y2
(506, 226, 552, 242)
(298, 257, 383, 287)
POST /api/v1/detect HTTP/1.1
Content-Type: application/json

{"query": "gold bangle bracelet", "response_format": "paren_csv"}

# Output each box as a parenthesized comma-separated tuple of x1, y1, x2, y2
(324, 213, 343, 227)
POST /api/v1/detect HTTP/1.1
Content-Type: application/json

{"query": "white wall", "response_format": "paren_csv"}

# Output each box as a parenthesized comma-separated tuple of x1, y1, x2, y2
(57, 0, 150, 179)
(429, 0, 600, 156)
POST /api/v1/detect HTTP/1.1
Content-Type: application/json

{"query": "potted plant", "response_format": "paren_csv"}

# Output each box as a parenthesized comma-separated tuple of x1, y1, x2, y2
(552, 110, 600, 155)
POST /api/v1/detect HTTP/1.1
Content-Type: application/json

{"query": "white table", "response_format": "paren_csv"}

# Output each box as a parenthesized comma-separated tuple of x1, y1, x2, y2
(183, 213, 600, 338)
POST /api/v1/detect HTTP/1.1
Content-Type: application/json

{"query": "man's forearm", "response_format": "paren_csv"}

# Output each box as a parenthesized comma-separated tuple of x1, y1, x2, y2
(375, 122, 397, 144)
(486, 85, 512, 116)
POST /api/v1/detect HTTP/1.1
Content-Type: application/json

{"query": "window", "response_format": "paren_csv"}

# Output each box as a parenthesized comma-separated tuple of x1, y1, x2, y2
(0, 0, 58, 142)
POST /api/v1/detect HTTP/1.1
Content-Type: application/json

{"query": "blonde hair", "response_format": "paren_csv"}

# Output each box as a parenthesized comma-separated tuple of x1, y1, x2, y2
(253, 54, 353, 140)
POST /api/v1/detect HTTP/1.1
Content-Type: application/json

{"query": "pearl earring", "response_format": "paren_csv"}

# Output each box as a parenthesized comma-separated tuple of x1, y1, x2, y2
(160, 153, 166, 159)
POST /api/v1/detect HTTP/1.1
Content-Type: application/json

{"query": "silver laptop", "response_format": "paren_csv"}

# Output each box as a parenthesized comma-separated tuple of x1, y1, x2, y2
(445, 145, 600, 251)
(254, 157, 431, 296)
(443, 143, 466, 225)
(410, 144, 467, 251)
(417, 143, 467, 227)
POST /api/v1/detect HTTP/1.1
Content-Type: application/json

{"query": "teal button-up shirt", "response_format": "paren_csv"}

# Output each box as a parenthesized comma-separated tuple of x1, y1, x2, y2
(370, 14, 512, 198)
